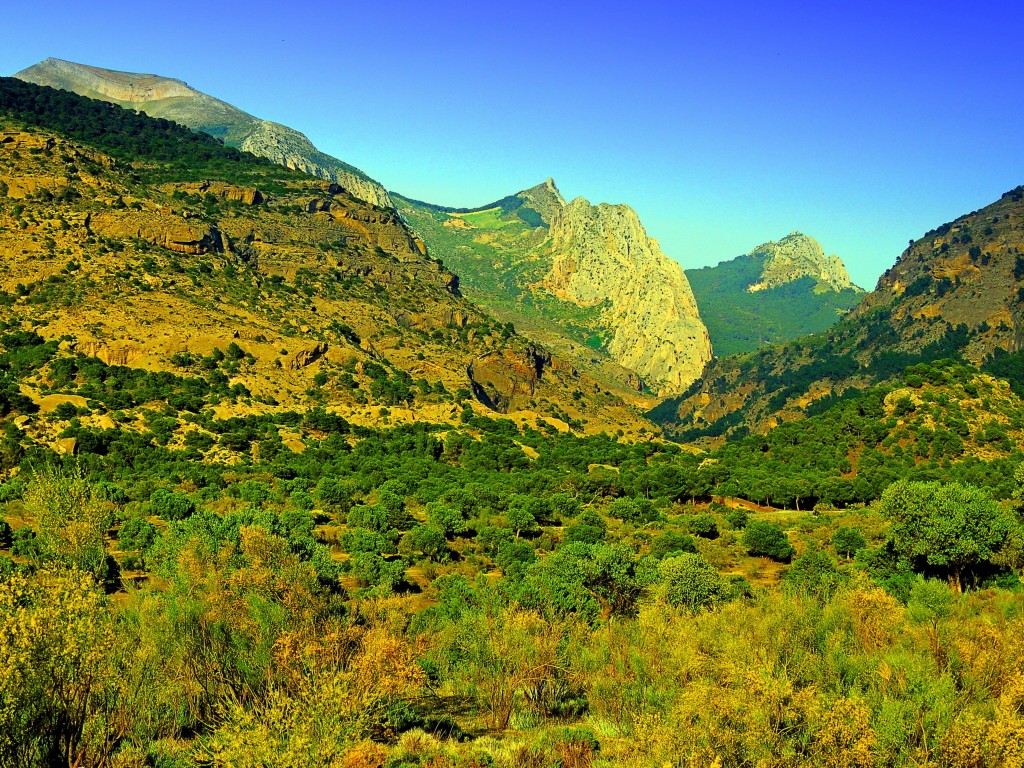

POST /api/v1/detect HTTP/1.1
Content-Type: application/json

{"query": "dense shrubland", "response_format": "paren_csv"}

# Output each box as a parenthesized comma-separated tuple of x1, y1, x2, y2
(2, 346, 1024, 765)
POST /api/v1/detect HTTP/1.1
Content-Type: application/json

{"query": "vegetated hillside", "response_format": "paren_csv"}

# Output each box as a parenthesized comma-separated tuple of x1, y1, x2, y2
(696, 359, 1024, 507)
(655, 185, 1024, 439)
(686, 232, 863, 357)
(395, 179, 712, 397)
(0, 79, 652, 439)
(14, 58, 394, 208)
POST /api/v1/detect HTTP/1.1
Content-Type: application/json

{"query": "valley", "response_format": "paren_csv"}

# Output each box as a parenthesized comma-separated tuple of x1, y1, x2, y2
(0, 62, 1023, 768)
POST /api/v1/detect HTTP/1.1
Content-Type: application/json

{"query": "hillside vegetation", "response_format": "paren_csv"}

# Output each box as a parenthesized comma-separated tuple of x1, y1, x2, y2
(2, 69, 1024, 768)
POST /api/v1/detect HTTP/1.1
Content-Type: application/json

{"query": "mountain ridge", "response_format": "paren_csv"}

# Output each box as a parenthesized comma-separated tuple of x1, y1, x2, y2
(14, 58, 393, 209)
(685, 232, 864, 357)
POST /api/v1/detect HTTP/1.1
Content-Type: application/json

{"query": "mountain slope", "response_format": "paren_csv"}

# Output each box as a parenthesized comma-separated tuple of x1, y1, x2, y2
(0, 78, 651, 438)
(654, 186, 1024, 439)
(395, 180, 712, 396)
(686, 232, 863, 356)
(14, 58, 393, 209)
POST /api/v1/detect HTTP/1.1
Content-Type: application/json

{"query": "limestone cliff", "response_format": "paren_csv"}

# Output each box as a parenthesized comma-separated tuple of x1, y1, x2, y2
(547, 197, 712, 394)
(14, 58, 392, 209)
(747, 232, 858, 293)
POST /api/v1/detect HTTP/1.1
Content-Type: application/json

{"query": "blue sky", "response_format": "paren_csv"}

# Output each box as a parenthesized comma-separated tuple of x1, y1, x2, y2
(2, 0, 1022, 288)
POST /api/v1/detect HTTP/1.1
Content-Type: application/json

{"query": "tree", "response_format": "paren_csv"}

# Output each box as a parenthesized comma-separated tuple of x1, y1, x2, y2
(659, 553, 728, 610)
(148, 488, 196, 521)
(741, 521, 796, 562)
(649, 530, 697, 559)
(506, 504, 539, 539)
(564, 509, 606, 545)
(832, 526, 867, 559)
(784, 550, 844, 598)
(399, 525, 449, 563)
(689, 513, 719, 539)
(427, 501, 468, 537)
(880, 480, 1013, 590)
(725, 508, 750, 529)
(28, 469, 114, 583)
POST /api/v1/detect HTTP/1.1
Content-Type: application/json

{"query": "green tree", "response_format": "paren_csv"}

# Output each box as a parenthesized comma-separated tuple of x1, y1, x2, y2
(880, 480, 1013, 590)
(399, 524, 449, 563)
(784, 550, 844, 598)
(148, 488, 196, 521)
(659, 553, 728, 610)
(28, 470, 114, 582)
(832, 526, 867, 559)
(741, 521, 796, 562)
(649, 530, 698, 559)
(689, 513, 719, 539)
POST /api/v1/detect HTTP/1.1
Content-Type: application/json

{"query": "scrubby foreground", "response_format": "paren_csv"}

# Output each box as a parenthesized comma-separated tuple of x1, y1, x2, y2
(2, 442, 1024, 768)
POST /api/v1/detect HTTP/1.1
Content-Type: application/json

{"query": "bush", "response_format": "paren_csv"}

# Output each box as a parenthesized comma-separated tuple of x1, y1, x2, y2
(118, 517, 157, 553)
(607, 496, 660, 524)
(832, 526, 867, 558)
(649, 530, 698, 559)
(742, 521, 796, 562)
(148, 489, 195, 521)
(564, 509, 607, 545)
(725, 508, 750, 529)
(659, 553, 728, 609)
(689, 513, 719, 539)
(784, 550, 844, 598)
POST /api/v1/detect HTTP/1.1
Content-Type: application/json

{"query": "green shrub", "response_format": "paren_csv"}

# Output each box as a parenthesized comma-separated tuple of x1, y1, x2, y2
(659, 553, 728, 609)
(689, 513, 719, 539)
(649, 530, 698, 559)
(148, 489, 196, 521)
(742, 521, 796, 562)
(725, 507, 750, 529)
(832, 526, 867, 558)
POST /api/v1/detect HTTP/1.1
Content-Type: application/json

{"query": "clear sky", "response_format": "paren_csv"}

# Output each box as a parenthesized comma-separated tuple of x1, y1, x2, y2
(2, 0, 1022, 289)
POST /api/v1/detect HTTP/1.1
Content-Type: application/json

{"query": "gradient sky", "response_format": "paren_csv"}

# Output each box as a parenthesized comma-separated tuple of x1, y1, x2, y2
(2, 0, 1022, 289)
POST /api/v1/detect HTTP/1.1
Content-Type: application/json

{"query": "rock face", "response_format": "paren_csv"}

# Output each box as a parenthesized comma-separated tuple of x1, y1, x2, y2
(468, 345, 552, 412)
(15, 58, 392, 209)
(747, 232, 856, 293)
(396, 179, 713, 396)
(238, 121, 393, 209)
(547, 197, 712, 395)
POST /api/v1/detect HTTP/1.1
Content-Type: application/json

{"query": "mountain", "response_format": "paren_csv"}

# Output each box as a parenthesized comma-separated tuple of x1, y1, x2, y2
(686, 232, 864, 357)
(653, 185, 1024, 439)
(14, 58, 393, 209)
(395, 180, 712, 397)
(0, 77, 651, 438)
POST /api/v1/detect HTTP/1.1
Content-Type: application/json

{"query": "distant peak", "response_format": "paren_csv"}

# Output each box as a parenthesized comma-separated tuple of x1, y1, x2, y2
(747, 232, 860, 293)
(516, 178, 566, 223)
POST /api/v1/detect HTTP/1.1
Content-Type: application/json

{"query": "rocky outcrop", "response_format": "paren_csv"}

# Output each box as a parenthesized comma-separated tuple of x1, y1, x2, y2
(546, 198, 712, 395)
(516, 178, 566, 225)
(288, 343, 328, 370)
(78, 340, 143, 367)
(168, 181, 264, 205)
(748, 232, 858, 293)
(468, 345, 552, 412)
(15, 58, 393, 209)
(239, 121, 393, 210)
(91, 210, 222, 255)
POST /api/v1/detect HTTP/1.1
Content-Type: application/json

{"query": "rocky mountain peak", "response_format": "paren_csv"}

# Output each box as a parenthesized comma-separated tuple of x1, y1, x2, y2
(546, 197, 712, 395)
(515, 178, 566, 225)
(747, 231, 859, 293)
